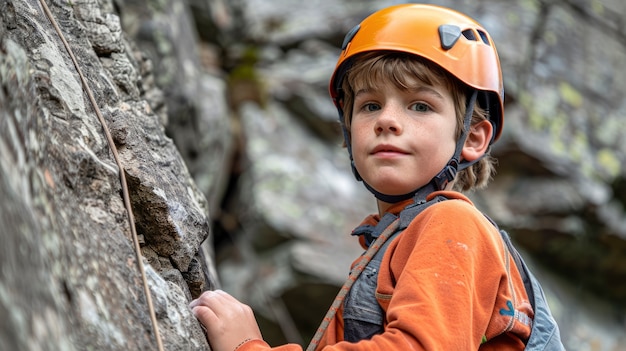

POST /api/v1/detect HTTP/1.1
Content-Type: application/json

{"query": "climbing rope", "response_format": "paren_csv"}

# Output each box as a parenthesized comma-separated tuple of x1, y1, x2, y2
(305, 217, 400, 351)
(38, 1, 165, 350)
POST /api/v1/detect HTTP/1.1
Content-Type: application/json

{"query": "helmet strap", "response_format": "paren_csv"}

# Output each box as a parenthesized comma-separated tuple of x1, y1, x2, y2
(431, 89, 479, 189)
(336, 104, 363, 182)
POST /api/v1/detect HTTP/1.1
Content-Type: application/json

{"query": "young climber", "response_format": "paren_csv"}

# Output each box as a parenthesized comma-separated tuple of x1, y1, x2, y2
(190, 4, 562, 351)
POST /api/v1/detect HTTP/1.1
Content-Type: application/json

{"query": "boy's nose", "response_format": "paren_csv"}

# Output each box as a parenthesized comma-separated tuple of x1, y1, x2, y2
(375, 108, 403, 135)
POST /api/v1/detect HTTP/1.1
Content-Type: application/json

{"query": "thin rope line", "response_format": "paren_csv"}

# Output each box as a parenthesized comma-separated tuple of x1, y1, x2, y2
(38, 1, 165, 350)
(305, 217, 400, 351)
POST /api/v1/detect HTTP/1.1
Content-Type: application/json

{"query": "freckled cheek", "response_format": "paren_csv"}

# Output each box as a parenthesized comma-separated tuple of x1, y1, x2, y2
(350, 134, 368, 173)
(348, 124, 363, 150)
(350, 125, 370, 154)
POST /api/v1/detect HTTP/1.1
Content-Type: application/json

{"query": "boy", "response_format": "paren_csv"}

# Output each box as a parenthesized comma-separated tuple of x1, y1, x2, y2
(190, 4, 536, 351)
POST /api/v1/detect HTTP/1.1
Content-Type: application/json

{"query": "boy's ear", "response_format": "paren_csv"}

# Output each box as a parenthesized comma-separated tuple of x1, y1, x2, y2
(461, 120, 493, 162)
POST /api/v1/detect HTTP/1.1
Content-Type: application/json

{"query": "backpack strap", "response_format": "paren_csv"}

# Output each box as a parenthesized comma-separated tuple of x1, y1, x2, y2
(343, 225, 401, 341)
(498, 229, 536, 307)
(483, 214, 536, 305)
(485, 217, 566, 350)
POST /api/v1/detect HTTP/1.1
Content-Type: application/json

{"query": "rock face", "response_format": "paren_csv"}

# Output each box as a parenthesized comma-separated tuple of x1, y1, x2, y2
(3, 0, 626, 350)
(0, 0, 216, 349)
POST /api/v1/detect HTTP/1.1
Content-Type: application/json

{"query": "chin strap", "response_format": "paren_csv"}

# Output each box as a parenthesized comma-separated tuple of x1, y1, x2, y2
(431, 89, 479, 189)
(352, 90, 479, 203)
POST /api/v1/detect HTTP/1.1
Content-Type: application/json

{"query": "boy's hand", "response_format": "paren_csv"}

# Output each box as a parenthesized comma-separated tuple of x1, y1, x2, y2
(189, 290, 263, 351)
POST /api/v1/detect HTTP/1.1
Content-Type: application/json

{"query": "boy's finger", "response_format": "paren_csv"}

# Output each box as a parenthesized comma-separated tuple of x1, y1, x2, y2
(191, 305, 218, 327)
(189, 290, 241, 317)
(189, 290, 223, 308)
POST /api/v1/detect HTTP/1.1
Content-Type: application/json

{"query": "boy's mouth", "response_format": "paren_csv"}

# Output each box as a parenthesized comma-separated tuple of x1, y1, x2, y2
(371, 144, 409, 155)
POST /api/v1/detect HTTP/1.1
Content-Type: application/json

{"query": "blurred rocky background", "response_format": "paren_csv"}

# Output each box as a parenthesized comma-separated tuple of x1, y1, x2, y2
(1, 0, 625, 350)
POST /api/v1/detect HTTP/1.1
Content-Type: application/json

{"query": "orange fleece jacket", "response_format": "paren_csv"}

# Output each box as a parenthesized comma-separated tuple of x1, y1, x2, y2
(239, 191, 533, 351)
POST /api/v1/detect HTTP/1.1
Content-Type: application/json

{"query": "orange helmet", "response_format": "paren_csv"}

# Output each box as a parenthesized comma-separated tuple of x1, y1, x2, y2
(330, 3, 504, 141)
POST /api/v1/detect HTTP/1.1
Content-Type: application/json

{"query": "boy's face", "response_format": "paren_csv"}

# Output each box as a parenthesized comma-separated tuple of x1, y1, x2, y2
(350, 77, 457, 197)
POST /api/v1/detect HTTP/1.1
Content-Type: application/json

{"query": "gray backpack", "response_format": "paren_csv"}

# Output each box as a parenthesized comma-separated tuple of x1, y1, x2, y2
(498, 228, 565, 350)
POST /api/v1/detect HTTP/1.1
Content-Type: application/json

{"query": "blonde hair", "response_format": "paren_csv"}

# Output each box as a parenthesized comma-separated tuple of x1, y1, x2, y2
(340, 52, 496, 191)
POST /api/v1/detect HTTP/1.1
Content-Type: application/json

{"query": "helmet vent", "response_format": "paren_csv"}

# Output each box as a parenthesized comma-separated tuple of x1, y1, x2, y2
(462, 29, 477, 41)
(477, 30, 491, 46)
(461, 29, 492, 47)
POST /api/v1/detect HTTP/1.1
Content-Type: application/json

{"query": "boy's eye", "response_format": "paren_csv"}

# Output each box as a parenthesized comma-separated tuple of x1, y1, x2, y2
(363, 103, 381, 112)
(410, 102, 431, 112)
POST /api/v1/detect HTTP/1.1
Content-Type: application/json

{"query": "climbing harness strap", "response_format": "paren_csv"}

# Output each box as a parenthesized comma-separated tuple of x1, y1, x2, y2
(305, 214, 400, 351)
